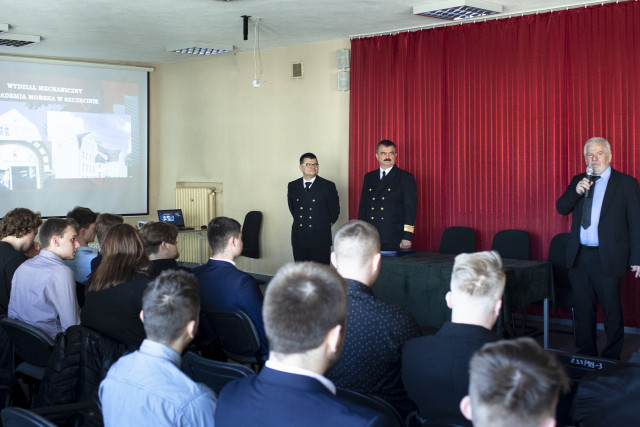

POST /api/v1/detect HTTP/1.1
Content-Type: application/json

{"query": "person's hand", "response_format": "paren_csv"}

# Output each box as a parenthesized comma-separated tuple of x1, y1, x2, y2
(399, 239, 412, 250)
(24, 241, 41, 258)
(632, 265, 640, 278)
(576, 177, 592, 195)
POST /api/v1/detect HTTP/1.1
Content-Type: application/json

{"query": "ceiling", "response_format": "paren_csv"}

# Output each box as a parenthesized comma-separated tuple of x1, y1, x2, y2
(0, 0, 609, 65)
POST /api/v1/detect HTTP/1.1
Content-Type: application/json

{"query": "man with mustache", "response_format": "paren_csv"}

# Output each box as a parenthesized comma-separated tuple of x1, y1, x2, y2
(358, 139, 417, 251)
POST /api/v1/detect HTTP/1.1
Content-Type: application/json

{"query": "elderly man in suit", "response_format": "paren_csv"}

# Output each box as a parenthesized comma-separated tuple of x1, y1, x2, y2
(192, 216, 267, 355)
(358, 140, 417, 251)
(215, 262, 388, 426)
(287, 152, 340, 264)
(556, 137, 640, 359)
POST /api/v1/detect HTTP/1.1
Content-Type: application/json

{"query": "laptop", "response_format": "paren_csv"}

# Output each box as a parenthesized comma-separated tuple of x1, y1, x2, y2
(157, 209, 194, 230)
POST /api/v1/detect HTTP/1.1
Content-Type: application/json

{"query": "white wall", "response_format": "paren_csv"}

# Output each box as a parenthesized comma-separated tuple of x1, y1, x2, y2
(148, 39, 351, 274)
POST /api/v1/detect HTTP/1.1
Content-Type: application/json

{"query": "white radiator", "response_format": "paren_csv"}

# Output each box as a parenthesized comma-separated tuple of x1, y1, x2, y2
(175, 187, 215, 263)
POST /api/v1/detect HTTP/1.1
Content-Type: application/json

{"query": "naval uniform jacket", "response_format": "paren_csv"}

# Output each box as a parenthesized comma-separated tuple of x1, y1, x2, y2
(287, 176, 340, 249)
(358, 166, 417, 250)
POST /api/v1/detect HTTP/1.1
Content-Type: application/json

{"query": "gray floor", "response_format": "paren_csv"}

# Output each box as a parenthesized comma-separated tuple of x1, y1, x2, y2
(519, 315, 640, 362)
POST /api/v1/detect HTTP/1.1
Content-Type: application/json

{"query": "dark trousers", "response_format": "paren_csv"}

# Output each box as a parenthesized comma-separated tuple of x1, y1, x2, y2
(292, 246, 331, 265)
(569, 245, 624, 359)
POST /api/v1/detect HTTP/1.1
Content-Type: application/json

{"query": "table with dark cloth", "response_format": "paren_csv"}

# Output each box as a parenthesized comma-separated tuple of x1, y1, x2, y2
(372, 252, 553, 341)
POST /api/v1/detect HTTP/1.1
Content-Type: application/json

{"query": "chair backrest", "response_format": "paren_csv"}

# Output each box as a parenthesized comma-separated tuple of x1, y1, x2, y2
(491, 229, 530, 260)
(438, 226, 476, 255)
(241, 211, 262, 259)
(547, 233, 571, 291)
(182, 351, 255, 394)
(0, 317, 55, 368)
(336, 388, 404, 427)
(1, 407, 57, 427)
(201, 309, 263, 364)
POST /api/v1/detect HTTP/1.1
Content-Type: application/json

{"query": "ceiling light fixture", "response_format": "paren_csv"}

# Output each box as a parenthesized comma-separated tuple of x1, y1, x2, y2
(0, 33, 41, 47)
(0, 24, 9, 33)
(414, 0, 502, 20)
(166, 42, 235, 56)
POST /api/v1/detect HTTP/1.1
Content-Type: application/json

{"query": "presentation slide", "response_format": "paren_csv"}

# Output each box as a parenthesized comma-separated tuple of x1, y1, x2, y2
(0, 59, 148, 218)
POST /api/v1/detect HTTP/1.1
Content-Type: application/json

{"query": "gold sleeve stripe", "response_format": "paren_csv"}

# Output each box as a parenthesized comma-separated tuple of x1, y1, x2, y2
(404, 225, 415, 233)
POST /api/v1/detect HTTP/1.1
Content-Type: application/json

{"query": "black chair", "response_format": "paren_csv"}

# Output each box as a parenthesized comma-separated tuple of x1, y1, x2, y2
(438, 226, 476, 255)
(1, 318, 54, 401)
(490, 229, 530, 260)
(241, 211, 262, 259)
(1, 407, 57, 427)
(336, 388, 404, 427)
(547, 232, 577, 343)
(201, 309, 266, 368)
(182, 351, 255, 394)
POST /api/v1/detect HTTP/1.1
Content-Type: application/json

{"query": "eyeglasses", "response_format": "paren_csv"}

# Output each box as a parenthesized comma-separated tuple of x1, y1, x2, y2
(302, 163, 319, 167)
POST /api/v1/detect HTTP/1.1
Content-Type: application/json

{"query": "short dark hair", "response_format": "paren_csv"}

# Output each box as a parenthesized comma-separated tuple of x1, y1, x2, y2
(66, 206, 98, 230)
(468, 337, 570, 427)
(206, 217, 241, 254)
(376, 139, 396, 153)
(264, 262, 348, 354)
(40, 218, 74, 249)
(142, 270, 200, 343)
(94, 213, 124, 246)
(0, 208, 42, 239)
(299, 153, 317, 164)
(139, 221, 178, 255)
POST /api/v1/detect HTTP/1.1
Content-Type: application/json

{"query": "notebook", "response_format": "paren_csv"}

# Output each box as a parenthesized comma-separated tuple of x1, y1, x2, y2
(157, 209, 194, 230)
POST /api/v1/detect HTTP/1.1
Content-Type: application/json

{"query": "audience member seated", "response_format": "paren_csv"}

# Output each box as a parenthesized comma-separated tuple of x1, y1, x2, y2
(215, 262, 388, 426)
(460, 337, 569, 427)
(100, 270, 217, 425)
(90, 213, 123, 273)
(9, 218, 80, 338)
(139, 221, 188, 275)
(572, 350, 640, 426)
(0, 208, 42, 372)
(65, 206, 98, 284)
(193, 216, 267, 355)
(326, 220, 420, 417)
(81, 224, 153, 349)
(402, 250, 505, 426)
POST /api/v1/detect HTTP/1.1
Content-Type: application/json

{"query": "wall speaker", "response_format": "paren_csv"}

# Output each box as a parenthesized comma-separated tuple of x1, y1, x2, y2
(337, 49, 350, 69)
(338, 71, 350, 91)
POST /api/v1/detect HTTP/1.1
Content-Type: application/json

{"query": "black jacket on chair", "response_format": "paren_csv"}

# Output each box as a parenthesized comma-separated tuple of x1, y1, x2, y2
(35, 325, 130, 414)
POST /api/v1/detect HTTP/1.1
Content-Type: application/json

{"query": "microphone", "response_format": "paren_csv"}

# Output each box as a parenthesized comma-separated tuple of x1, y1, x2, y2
(584, 165, 594, 198)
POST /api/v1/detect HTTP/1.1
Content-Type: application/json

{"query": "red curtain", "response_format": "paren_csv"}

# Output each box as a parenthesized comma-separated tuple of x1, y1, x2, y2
(348, 1, 640, 326)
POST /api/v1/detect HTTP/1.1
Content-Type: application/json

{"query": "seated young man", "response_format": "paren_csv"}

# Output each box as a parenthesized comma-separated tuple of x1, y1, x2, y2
(8, 218, 80, 338)
(100, 270, 217, 425)
(215, 262, 388, 426)
(326, 220, 421, 416)
(139, 221, 187, 275)
(0, 207, 42, 371)
(402, 251, 505, 426)
(460, 337, 569, 427)
(65, 206, 98, 284)
(193, 216, 267, 354)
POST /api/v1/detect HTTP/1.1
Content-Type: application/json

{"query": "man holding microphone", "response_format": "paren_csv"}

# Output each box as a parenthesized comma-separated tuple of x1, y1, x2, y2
(556, 137, 640, 359)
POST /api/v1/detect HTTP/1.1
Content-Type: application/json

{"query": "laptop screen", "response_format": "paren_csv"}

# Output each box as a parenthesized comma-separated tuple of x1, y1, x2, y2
(157, 209, 186, 227)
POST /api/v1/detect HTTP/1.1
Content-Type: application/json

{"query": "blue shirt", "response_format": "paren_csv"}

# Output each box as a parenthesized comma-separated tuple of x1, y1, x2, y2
(8, 249, 80, 338)
(580, 166, 611, 246)
(65, 246, 97, 284)
(99, 339, 217, 426)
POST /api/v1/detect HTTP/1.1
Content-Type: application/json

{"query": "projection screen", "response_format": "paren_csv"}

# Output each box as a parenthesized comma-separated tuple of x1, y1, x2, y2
(0, 59, 149, 218)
